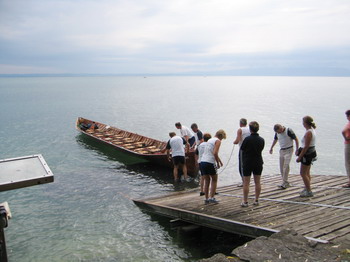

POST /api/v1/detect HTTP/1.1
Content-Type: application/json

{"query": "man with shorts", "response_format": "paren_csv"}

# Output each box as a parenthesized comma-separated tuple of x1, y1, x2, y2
(233, 118, 250, 186)
(269, 124, 299, 189)
(240, 121, 265, 207)
(166, 132, 190, 182)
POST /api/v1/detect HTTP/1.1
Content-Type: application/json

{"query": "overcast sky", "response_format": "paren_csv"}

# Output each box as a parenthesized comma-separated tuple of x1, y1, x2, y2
(1, 0, 350, 76)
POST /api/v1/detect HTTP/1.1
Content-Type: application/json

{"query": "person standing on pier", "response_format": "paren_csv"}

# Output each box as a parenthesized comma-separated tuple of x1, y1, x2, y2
(191, 123, 204, 176)
(296, 116, 317, 197)
(240, 121, 265, 207)
(233, 118, 250, 187)
(201, 129, 226, 204)
(196, 133, 212, 196)
(175, 122, 196, 147)
(269, 124, 299, 189)
(166, 132, 190, 182)
(342, 110, 350, 188)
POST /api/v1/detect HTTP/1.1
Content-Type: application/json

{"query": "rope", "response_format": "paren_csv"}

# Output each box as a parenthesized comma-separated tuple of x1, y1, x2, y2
(218, 144, 235, 175)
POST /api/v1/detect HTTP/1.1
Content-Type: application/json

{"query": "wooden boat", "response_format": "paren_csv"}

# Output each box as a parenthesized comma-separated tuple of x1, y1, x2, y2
(76, 117, 197, 175)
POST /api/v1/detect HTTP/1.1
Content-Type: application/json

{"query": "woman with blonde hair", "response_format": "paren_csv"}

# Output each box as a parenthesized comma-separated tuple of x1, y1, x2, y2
(200, 129, 226, 204)
(296, 116, 317, 197)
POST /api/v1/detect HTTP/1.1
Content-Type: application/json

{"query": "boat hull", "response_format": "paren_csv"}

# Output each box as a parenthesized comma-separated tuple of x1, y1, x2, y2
(76, 117, 197, 175)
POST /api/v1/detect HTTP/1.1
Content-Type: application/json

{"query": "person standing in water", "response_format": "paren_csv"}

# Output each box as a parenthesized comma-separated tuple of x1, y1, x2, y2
(166, 132, 190, 182)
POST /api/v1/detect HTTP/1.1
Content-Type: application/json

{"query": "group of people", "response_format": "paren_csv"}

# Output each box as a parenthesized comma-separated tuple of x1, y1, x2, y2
(166, 122, 226, 204)
(166, 110, 350, 207)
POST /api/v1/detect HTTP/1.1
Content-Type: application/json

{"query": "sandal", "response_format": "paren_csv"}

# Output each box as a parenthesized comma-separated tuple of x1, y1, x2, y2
(342, 184, 350, 188)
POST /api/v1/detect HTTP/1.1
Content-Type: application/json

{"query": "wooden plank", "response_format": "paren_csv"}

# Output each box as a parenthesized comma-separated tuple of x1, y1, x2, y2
(133, 174, 350, 243)
(306, 219, 350, 239)
(293, 210, 350, 234)
(133, 199, 278, 238)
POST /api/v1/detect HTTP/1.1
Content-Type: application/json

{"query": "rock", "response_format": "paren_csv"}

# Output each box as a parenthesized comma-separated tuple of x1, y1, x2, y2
(198, 253, 240, 262)
(231, 229, 340, 262)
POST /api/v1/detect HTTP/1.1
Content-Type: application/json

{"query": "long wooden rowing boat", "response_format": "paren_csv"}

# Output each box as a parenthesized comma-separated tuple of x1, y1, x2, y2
(76, 117, 197, 175)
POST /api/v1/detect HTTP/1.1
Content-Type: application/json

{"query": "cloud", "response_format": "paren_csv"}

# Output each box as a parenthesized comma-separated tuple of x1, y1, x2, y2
(0, 0, 350, 75)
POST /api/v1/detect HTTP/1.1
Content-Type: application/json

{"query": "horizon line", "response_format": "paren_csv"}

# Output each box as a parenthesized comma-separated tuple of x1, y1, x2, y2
(1, 73, 350, 77)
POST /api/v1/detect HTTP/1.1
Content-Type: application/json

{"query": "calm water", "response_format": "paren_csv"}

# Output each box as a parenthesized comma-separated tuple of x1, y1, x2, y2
(0, 76, 349, 261)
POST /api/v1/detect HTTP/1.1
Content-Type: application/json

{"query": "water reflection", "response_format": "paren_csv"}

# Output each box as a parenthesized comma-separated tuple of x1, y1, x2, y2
(76, 133, 199, 190)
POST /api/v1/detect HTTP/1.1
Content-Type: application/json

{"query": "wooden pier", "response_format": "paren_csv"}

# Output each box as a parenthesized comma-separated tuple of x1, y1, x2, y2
(133, 174, 350, 243)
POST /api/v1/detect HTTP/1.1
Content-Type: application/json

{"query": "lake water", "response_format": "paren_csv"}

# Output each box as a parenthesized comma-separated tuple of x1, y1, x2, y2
(0, 76, 349, 261)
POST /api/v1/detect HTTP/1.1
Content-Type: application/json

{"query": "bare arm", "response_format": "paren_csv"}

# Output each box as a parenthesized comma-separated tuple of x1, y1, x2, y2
(185, 142, 190, 153)
(213, 140, 223, 168)
(294, 137, 300, 156)
(166, 149, 171, 162)
(233, 129, 242, 145)
(269, 139, 278, 154)
(342, 127, 350, 142)
(297, 131, 312, 162)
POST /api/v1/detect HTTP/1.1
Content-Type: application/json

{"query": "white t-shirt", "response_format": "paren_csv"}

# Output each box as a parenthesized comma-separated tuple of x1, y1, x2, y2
(197, 141, 207, 163)
(167, 136, 186, 157)
(201, 137, 219, 164)
(275, 128, 296, 149)
(180, 126, 194, 139)
(301, 129, 316, 148)
(240, 126, 250, 146)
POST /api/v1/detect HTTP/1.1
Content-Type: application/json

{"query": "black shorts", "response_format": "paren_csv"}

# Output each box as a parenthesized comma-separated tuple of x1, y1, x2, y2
(188, 136, 196, 147)
(172, 156, 185, 166)
(199, 162, 205, 176)
(301, 151, 317, 166)
(200, 162, 217, 176)
(242, 163, 263, 176)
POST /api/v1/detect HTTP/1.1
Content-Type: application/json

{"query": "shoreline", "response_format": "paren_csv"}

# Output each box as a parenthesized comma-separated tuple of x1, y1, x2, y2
(200, 229, 350, 262)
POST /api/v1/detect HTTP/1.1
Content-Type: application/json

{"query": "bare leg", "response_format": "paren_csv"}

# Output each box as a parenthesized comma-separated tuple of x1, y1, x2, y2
(209, 174, 218, 198)
(242, 176, 251, 203)
(200, 176, 204, 193)
(300, 164, 311, 191)
(307, 167, 311, 184)
(253, 175, 261, 202)
(173, 165, 179, 181)
(203, 175, 210, 199)
(182, 164, 188, 179)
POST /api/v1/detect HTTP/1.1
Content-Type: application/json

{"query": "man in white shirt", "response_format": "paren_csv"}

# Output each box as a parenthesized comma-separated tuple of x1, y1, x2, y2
(269, 124, 299, 189)
(233, 118, 250, 186)
(166, 132, 190, 182)
(175, 122, 196, 147)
